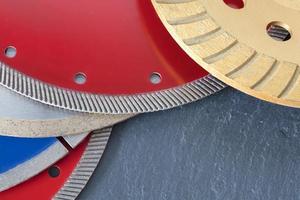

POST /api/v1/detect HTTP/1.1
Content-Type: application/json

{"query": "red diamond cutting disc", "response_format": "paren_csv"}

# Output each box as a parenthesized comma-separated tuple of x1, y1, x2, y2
(0, 1, 225, 113)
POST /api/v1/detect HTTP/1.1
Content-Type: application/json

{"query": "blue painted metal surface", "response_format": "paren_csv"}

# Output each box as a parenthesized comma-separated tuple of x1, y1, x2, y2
(0, 136, 56, 173)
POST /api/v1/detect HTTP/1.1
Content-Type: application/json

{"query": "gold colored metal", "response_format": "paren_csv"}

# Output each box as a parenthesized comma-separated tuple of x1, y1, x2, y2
(152, 0, 300, 108)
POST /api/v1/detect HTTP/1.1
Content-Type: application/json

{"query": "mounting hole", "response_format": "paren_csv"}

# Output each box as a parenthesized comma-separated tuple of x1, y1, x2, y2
(74, 73, 87, 85)
(223, 0, 245, 9)
(48, 166, 60, 178)
(150, 72, 162, 84)
(4, 46, 17, 58)
(267, 22, 291, 42)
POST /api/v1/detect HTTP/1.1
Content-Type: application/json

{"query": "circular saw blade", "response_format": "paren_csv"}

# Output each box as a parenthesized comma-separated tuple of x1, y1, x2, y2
(0, 128, 111, 200)
(0, 133, 89, 192)
(0, 1, 225, 114)
(0, 136, 68, 192)
(0, 83, 132, 137)
(152, 0, 300, 108)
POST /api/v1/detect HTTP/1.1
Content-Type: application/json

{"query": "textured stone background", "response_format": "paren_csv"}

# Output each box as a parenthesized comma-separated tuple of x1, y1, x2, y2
(78, 88, 300, 200)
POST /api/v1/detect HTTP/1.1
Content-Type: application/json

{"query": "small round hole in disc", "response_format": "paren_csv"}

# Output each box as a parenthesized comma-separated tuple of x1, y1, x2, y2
(74, 73, 87, 85)
(4, 46, 17, 58)
(48, 166, 60, 178)
(150, 72, 162, 85)
(267, 22, 291, 42)
(223, 0, 245, 9)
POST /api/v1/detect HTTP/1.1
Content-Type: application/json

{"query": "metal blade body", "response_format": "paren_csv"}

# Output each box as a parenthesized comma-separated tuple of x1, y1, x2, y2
(0, 1, 225, 113)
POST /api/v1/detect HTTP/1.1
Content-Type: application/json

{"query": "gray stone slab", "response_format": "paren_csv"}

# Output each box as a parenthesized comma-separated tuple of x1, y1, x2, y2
(78, 88, 300, 200)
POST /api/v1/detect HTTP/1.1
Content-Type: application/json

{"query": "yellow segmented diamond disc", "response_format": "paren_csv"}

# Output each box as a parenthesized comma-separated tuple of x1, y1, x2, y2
(152, 0, 300, 108)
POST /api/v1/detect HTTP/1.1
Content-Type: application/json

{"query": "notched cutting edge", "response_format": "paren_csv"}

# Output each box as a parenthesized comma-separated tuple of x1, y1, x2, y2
(0, 63, 226, 114)
(54, 127, 112, 200)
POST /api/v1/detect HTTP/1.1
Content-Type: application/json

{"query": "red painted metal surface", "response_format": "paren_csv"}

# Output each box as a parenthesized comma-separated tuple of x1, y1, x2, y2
(223, 0, 245, 9)
(0, 1, 207, 95)
(0, 137, 89, 200)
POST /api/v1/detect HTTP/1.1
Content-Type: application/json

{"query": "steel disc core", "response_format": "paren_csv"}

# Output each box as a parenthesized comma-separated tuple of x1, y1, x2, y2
(152, 0, 300, 108)
(0, 1, 225, 113)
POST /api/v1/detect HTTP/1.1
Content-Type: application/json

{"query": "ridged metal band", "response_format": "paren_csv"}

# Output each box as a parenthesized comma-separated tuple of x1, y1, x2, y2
(54, 127, 112, 200)
(0, 62, 226, 114)
(267, 25, 291, 41)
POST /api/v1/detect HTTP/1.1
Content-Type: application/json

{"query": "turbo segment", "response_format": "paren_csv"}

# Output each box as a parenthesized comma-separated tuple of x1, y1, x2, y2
(0, 85, 132, 137)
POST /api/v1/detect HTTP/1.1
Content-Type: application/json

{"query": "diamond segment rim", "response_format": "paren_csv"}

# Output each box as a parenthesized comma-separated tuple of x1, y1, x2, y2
(152, 0, 300, 108)
(0, 62, 225, 114)
(54, 127, 112, 200)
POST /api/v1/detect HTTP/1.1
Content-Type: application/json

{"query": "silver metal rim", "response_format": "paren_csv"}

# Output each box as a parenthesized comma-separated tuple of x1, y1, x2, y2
(54, 127, 112, 200)
(0, 62, 226, 114)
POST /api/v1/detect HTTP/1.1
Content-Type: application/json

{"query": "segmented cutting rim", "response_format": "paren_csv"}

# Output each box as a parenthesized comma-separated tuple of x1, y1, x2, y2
(54, 127, 112, 200)
(0, 62, 225, 114)
(152, 0, 300, 108)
